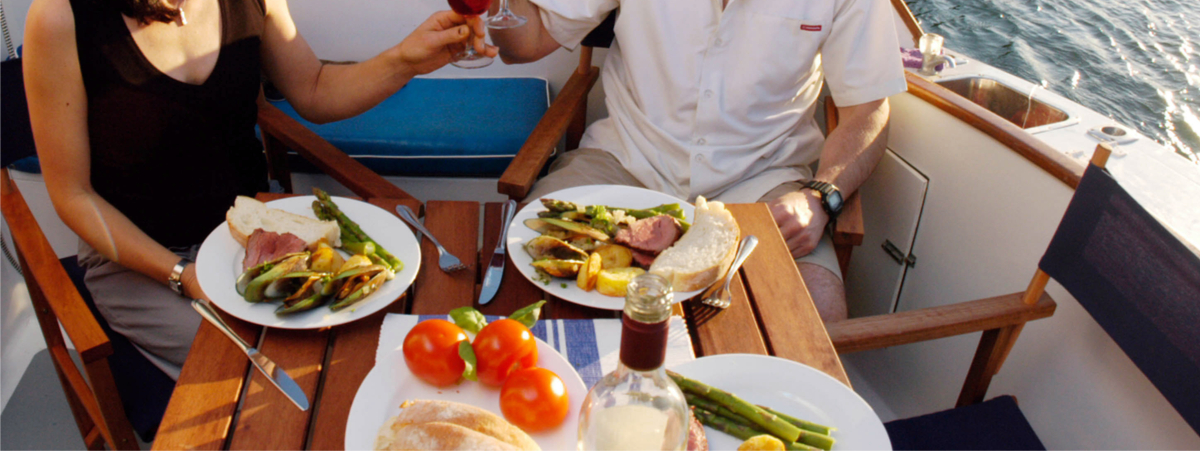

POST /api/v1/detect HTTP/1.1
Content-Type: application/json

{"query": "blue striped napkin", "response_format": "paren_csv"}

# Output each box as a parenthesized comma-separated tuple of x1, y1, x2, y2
(378, 314, 695, 387)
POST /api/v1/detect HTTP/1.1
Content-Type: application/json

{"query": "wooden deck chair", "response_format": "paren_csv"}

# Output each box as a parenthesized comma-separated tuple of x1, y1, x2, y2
(825, 142, 1200, 449)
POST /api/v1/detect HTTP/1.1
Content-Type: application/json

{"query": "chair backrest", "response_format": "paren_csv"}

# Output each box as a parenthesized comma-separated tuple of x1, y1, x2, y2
(1, 169, 140, 450)
(1, 58, 36, 166)
(1037, 156, 1200, 434)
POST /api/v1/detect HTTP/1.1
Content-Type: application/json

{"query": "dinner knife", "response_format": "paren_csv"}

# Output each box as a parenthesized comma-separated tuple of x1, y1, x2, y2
(478, 199, 517, 305)
(191, 298, 310, 411)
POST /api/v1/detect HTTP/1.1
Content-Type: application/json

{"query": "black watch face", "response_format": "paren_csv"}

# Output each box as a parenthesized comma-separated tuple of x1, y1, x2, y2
(827, 190, 844, 214)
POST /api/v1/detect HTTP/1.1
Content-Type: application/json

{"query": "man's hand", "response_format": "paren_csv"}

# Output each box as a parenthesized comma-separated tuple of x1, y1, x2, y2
(768, 189, 829, 259)
(396, 11, 499, 77)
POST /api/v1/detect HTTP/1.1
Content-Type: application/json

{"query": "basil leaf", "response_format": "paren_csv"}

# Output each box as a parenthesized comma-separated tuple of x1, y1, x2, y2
(449, 306, 488, 334)
(509, 300, 547, 329)
(459, 341, 477, 382)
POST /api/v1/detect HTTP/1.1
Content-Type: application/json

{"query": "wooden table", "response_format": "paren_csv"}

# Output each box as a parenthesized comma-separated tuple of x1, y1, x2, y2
(152, 197, 847, 450)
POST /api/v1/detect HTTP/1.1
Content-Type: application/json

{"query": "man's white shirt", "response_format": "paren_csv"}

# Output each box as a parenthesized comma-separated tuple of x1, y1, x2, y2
(531, 0, 908, 203)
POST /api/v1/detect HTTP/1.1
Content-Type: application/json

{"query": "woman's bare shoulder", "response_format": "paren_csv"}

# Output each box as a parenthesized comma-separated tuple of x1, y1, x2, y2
(25, 0, 77, 43)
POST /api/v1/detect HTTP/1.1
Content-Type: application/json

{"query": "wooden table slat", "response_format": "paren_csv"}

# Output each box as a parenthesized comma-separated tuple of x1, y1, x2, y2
(153, 313, 261, 450)
(410, 201, 480, 314)
(228, 328, 329, 450)
(684, 270, 769, 357)
(727, 204, 850, 386)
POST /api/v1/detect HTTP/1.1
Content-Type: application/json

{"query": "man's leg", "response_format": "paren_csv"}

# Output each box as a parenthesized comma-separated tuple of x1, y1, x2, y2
(525, 148, 644, 199)
(760, 182, 849, 322)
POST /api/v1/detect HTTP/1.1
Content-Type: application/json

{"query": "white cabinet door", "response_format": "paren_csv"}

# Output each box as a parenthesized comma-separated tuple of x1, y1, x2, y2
(844, 149, 929, 317)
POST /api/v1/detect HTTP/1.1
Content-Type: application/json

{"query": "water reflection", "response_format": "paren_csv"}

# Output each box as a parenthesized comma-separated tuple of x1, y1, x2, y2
(910, 0, 1200, 165)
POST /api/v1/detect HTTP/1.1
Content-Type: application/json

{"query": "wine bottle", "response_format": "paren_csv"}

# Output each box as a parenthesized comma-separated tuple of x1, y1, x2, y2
(578, 274, 689, 451)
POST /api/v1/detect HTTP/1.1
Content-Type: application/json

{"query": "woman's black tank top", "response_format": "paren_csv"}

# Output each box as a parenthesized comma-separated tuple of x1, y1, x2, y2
(70, 0, 269, 248)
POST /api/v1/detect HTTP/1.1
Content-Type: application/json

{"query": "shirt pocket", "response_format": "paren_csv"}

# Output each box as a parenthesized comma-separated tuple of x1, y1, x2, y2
(727, 2, 830, 97)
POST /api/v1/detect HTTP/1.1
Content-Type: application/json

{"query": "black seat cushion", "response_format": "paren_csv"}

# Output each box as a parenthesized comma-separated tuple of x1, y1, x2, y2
(884, 395, 1045, 450)
(60, 256, 175, 443)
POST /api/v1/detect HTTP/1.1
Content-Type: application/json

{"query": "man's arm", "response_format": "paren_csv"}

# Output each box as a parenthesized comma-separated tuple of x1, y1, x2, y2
(260, 0, 496, 124)
(486, 0, 563, 64)
(769, 99, 890, 258)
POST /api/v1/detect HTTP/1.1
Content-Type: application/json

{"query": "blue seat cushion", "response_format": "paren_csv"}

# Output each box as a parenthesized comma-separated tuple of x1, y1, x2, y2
(272, 77, 549, 177)
(884, 395, 1044, 450)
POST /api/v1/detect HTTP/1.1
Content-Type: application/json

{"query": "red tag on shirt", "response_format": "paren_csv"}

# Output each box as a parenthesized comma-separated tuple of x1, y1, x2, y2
(801, 24, 822, 32)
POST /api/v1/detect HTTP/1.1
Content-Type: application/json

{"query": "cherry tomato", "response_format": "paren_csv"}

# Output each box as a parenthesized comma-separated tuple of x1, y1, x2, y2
(402, 319, 468, 386)
(500, 367, 569, 432)
(473, 318, 538, 386)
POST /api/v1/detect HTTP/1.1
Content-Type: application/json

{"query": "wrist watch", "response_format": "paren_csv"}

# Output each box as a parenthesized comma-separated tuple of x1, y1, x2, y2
(168, 258, 193, 297)
(803, 180, 844, 219)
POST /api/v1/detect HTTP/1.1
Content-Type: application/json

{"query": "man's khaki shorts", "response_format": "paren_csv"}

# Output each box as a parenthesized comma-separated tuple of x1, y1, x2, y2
(526, 148, 843, 281)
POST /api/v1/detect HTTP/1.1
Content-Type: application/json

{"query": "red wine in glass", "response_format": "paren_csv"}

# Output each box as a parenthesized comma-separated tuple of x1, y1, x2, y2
(448, 0, 489, 16)
(448, 0, 494, 68)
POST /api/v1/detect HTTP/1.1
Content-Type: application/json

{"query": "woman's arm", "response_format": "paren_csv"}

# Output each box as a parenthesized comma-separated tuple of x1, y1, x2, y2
(23, 0, 206, 299)
(260, 0, 497, 124)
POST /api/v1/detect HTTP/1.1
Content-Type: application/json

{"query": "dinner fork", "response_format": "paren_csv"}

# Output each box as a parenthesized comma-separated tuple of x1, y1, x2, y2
(395, 205, 467, 272)
(699, 235, 759, 308)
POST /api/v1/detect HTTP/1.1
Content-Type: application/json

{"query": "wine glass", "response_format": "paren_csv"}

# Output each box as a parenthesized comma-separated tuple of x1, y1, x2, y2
(449, 0, 493, 69)
(487, 0, 527, 29)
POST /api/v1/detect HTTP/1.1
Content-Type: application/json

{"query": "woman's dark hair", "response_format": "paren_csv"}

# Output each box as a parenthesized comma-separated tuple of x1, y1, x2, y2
(111, 0, 181, 25)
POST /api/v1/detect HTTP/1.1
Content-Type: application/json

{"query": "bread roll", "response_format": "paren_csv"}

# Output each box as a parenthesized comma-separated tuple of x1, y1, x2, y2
(649, 197, 740, 292)
(226, 196, 340, 250)
(374, 400, 540, 451)
(375, 420, 519, 451)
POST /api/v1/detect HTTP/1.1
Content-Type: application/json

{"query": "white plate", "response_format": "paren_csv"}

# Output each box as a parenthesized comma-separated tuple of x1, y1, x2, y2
(507, 185, 699, 311)
(671, 354, 891, 451)
(344, 321, 587, 450)
(195, 196, 420, 329)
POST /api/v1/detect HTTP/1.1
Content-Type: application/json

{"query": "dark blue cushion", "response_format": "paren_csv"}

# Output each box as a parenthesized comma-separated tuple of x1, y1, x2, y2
(62, 256, 175, 443)
(9, 156, 42, 174)
(884, 395, 1044, 450)
(272, 77, 549, 177)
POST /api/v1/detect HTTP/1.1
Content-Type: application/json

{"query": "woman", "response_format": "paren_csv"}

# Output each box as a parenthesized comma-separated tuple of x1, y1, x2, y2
(22, 0, 497, 379)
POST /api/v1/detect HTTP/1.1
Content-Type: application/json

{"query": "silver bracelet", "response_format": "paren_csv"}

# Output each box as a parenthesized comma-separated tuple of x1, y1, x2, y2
(168, 258, 192, 296)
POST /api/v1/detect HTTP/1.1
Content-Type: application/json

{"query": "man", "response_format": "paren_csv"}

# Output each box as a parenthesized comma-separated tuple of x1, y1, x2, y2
(490, 0, 906, 322)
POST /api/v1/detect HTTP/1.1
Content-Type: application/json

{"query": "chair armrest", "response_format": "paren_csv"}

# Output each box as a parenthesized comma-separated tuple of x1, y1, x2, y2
(498, 66, 601, 200)
(256, 98, 415, 201)
(826, 291, 1056, 354)
(832, 191, 863, 246)
(0, 169, 112, 363)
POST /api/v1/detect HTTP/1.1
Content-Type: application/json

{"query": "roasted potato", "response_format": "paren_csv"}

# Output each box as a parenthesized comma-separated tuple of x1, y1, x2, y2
(577, 252, 602, 291)
(594, 244, 634, 269)
(596, 267, 646, 297)
(310, 242, 345, 273)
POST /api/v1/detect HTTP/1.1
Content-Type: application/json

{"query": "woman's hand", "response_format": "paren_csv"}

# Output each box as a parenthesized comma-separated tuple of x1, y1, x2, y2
(182, 263, 208, 301)
(397, 11, 499, 76)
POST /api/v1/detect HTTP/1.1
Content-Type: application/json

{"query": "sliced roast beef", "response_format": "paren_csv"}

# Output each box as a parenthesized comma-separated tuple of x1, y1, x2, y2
(630, 249, 657, 268)
(243, 229, 308, 271)
(615, 215, 681, 254)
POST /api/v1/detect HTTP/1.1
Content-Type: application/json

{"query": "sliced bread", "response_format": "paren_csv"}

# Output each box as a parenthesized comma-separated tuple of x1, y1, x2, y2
(225, 196, 340, 250)
(649, 197, 740, 292)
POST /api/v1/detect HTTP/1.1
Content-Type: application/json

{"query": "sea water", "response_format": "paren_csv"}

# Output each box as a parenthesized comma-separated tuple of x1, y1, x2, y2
(911, 0, 1200, 166)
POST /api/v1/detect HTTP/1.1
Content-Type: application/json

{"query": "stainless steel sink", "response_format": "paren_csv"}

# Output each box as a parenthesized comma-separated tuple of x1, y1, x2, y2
(936, 76, 1071, 129)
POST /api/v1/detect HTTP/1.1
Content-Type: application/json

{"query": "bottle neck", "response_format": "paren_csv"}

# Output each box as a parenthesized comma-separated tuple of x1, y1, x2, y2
(619, 312, 669, 371)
